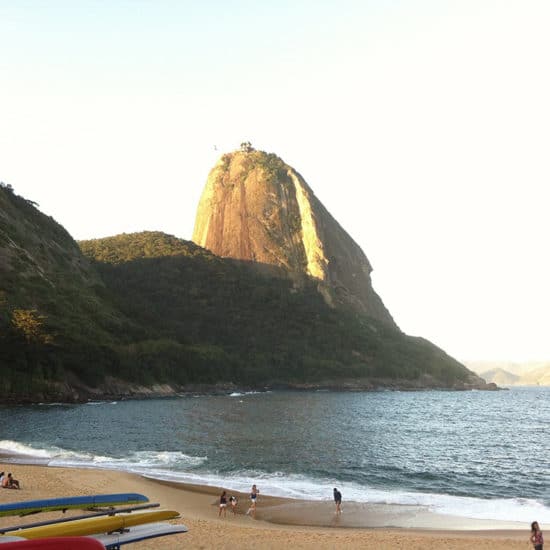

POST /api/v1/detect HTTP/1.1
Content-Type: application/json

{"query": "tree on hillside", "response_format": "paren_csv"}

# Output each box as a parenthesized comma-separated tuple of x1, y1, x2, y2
(240, 141, 254, 153)
(11, 309, 53, 344)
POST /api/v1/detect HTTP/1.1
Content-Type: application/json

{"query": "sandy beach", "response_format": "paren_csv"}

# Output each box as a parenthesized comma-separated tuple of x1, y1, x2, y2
(0, 463, 531, 549)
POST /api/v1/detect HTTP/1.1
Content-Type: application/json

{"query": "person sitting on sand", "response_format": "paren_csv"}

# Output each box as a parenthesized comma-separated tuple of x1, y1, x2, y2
(2, 473, 20, 489)
(246, 484, 259, 518)
(531, 521, 544, 550)
(229, 495, 238, 514)
(8, 473, 20, 489)
(219, 490, 227, 518)
(333, 487, 342, 514)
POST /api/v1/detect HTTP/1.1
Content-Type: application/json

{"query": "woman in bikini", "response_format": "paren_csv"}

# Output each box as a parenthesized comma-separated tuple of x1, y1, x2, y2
(531, 521, 544, 550)
(219, 490, 227, 518)
(247, 484, 260, 518)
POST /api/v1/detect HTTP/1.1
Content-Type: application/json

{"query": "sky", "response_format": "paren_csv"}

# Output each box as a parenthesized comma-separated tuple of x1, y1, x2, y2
(1, 0, 549, 363)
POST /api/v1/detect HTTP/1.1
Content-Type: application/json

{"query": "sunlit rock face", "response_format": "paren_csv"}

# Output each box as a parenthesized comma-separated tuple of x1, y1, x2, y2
(193, 149, 398, 328)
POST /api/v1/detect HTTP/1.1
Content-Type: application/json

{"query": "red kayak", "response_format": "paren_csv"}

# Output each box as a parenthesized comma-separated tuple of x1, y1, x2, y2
(0, 537, 104, 549)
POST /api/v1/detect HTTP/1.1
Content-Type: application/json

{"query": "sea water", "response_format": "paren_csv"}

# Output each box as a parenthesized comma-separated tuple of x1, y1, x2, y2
(1, 387, 549, 524)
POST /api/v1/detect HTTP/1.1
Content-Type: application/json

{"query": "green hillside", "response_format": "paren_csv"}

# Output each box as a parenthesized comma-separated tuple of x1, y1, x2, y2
(0, 184, 137, 398)
(1, 185, 491, 402)
(79, 233, 477, 388)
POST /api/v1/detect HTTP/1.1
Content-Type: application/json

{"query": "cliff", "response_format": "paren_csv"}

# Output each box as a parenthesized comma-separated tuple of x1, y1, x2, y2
(193, 149, 397, 327)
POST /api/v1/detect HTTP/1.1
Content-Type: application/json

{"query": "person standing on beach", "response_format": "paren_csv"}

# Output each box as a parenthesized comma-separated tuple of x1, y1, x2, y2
(333, 487, 342, 514)
(246, 484, 260, 518)
(531, 521, 544, 550)
(219, 490, 228, 518)
(229, 495, 238, 514)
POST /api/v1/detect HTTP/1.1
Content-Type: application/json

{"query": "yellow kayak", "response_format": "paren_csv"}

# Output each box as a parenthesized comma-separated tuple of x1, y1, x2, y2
(8, 510, 180, 540)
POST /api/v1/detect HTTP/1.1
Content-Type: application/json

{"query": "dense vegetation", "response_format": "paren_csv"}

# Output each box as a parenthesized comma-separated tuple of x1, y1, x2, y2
(0, 185, 134, 398)
(1, 185, 481, 402)
(80, 232, 470, 388)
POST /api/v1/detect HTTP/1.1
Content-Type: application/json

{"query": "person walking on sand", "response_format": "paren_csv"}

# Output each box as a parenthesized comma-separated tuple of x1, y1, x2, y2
(531, 521, 544, 550)
(246, 484, 260, 517)
(229, 495, 238, 515)
(219, 490, 228, 518)
(333, 487, 342, 514)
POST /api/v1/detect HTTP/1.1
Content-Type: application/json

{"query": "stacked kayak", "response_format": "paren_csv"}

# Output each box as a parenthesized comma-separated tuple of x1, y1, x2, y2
(0, 493, 187, 549)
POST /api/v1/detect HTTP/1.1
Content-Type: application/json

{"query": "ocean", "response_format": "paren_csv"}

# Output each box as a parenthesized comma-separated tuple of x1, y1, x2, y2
(1, 387, 549, 525)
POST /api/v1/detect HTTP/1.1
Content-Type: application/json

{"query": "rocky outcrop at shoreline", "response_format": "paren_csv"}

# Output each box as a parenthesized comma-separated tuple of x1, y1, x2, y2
(3, 376, 499, 405)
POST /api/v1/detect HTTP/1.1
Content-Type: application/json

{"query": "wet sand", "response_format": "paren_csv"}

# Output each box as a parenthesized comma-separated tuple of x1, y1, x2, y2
(0, 463, 530, 549)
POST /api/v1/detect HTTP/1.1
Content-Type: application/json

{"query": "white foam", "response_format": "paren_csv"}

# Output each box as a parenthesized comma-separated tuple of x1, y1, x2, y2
(228, 391, 271, 397)
(1, 439, 548, 524)
(49, 449, 207, 471)
(362, 486, 550, 523)
(144, 469, 550, 524)
(0, 440, 206, 472)
(0, 440, 53, 458)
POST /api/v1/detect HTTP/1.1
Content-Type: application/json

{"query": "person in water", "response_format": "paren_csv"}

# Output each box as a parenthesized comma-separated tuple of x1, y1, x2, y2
(333, 487, 342, 514)
(219, 490, 227, 518)
(246, 484, 260, 517)
(531, 521, 544, 550)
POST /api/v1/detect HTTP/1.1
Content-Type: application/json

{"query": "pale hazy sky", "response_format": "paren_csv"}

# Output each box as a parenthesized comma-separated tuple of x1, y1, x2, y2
(1, 1, 549, 362)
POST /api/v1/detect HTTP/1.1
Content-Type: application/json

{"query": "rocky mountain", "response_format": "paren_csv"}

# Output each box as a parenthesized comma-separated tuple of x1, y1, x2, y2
(469, 361, 550, 386)
(481, 366, 550, 386)
(1, 175, 496, 403)
(520, 364, 550, 385)
(466, 360, 543, 376)
(193, 148, 396, 327)
(479, 368, 520, 387)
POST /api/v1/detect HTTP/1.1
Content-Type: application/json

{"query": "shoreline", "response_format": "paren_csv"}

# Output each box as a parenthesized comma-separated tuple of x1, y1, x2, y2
(0, 463, 529, 549)
(149, 478, 527, 532)
(2, 382, 502, 405)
